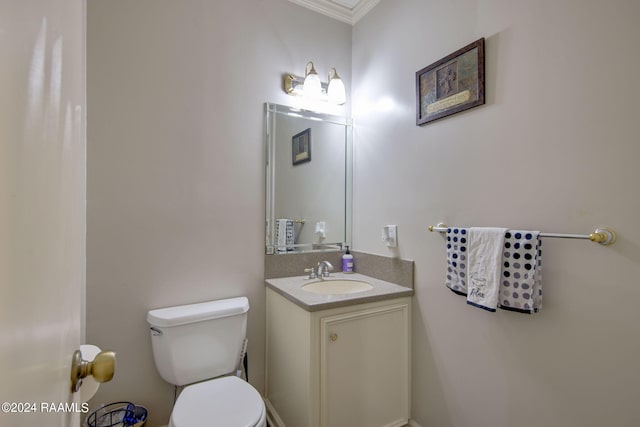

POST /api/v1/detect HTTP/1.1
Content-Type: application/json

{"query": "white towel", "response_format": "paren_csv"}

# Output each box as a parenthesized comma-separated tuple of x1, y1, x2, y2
(275, 219, 294, 253)
(498, 230, 543, 314)
(466, 227, 508, 311)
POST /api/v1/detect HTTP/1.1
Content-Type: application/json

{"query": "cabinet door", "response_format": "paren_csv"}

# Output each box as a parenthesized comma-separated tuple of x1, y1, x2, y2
(320, 302, 410, 427)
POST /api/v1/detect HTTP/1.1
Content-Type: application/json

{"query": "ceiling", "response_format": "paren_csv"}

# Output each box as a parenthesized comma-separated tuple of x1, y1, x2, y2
(288, 0, 382, 25)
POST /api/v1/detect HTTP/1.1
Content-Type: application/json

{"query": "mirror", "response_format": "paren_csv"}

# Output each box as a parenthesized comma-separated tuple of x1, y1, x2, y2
(265, 102, 352, 254)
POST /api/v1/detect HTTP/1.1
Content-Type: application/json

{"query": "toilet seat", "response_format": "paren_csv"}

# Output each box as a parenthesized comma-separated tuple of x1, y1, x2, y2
(169, 376, 265, 427)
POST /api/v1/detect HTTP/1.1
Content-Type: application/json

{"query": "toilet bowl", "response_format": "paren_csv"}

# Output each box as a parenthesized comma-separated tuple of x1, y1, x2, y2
(147, 297, 266, 427)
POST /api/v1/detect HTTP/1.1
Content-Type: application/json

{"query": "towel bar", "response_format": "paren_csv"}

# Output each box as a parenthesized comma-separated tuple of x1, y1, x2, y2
(427, 223, 616, 246)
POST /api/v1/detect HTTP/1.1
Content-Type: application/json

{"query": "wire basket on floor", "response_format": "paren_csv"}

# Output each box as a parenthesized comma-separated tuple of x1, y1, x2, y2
(86, 401, 147, 427)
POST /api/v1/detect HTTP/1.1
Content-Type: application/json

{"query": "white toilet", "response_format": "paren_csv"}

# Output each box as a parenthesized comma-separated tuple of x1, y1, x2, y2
(147, 297, 266, 427)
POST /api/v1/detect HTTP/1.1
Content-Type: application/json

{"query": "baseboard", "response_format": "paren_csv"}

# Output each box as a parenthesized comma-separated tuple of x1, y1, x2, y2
(264, 398, 421, 427)
(264, 398, 285, 427)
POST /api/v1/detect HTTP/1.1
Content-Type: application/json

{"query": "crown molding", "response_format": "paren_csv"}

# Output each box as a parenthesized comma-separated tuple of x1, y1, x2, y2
(288, 0, 382, 25)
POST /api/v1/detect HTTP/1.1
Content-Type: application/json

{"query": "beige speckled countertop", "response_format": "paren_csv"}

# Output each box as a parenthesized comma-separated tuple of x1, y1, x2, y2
(265, 272, 414, 312)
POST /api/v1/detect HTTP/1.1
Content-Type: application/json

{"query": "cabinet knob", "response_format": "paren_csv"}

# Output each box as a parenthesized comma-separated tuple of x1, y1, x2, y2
(330, 333, 338, 342)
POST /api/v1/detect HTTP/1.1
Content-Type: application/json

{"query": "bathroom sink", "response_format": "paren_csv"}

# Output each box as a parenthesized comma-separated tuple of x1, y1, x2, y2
(301, 279, 373, 295)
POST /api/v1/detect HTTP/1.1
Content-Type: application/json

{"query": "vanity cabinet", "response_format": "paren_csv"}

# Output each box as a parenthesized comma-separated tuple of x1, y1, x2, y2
(265, 288, 410, 427)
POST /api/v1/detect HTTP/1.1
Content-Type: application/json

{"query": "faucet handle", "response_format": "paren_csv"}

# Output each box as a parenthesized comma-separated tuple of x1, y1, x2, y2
(304, 267, 317, 279)
(318, 261, 334, 277)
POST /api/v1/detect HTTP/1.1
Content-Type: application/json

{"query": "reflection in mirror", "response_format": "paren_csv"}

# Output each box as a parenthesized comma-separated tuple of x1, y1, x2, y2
(265, 103, 352, 254)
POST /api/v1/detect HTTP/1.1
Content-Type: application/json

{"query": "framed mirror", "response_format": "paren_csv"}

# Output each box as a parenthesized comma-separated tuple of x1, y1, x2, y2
(265, 102, 352, 254)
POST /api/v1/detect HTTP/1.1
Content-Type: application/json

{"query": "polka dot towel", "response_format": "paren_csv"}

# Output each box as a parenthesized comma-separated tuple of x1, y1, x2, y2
(445, 227, 469, 296)
(499, 230, 543, 314)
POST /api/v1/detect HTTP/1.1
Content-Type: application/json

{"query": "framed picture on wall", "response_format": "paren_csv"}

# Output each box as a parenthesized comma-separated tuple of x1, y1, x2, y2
(292, 128, 311, 165)
(416, 38, 485, 126)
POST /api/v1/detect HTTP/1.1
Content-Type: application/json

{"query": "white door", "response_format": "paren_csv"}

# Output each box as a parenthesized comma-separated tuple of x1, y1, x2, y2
(0, 1, 86, 426)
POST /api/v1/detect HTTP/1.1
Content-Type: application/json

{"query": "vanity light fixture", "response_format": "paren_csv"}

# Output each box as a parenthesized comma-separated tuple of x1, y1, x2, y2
(283, 61, 347, 105)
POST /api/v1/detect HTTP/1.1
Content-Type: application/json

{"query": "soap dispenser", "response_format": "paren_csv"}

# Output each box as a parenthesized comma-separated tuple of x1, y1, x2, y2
(342, 246, 354, 273)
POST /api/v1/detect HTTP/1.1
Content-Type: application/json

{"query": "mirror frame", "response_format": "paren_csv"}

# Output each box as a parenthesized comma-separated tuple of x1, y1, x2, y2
(264, 102, 353, 254)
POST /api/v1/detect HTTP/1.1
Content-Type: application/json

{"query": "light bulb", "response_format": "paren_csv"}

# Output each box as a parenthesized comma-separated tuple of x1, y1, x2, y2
(327, 68, 346, 105)
(303, 62, 322, 99)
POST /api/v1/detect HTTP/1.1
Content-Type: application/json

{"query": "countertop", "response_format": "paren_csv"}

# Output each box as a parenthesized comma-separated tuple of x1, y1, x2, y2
(265, 272, 414, 312)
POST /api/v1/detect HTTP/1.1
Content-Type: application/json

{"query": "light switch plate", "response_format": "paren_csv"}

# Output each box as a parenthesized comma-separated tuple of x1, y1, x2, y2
(382, 225, 397, 247)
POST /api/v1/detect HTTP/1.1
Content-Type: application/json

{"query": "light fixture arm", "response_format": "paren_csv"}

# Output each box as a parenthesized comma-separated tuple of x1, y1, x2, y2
(328, 67, 341, 81)
(305, 61, 318, 78)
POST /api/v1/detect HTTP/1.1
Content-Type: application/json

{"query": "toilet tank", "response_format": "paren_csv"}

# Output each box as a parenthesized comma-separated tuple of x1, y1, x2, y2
(147, 297, 249, 386)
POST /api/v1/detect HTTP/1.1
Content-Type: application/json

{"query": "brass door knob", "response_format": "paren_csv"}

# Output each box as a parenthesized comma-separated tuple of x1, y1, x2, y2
(70, 349, 116, 393)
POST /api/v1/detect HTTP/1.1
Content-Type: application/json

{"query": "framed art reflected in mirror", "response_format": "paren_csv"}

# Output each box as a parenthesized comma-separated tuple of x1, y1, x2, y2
(292, 128, 311, 165)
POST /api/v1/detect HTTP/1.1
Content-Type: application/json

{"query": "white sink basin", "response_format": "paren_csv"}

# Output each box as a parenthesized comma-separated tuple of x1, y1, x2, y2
(301, 279, 373, 295)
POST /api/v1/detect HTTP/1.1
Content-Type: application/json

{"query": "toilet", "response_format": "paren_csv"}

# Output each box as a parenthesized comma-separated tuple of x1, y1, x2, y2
(147, 297, 266, 427)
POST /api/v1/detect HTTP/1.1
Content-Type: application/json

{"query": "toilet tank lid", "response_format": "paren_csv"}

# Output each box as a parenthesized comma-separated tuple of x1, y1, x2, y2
(147, 297, 249, 328)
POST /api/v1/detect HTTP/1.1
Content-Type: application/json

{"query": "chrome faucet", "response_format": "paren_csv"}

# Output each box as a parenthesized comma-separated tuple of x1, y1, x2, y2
(317, 260, 334, 279)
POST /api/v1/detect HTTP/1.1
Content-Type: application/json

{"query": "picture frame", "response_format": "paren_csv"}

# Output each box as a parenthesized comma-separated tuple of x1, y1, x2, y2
(416, 38, 485, 126)
(292, 128, 311, 165)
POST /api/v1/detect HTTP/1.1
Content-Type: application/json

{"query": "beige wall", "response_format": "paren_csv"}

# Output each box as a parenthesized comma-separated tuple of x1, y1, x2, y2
(86, 1, 351, 426)
(352, 0, 640, 426)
